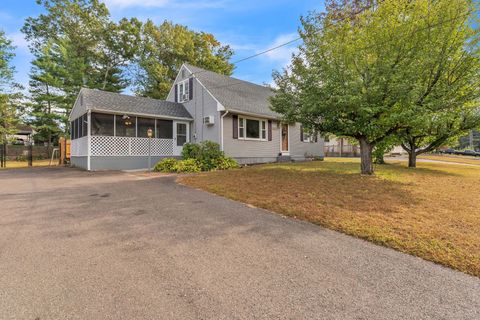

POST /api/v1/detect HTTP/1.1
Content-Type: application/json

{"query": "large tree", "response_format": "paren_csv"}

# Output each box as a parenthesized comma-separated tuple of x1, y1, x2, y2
(135, 20, 234, 99)
(0, 30, 20, 145)
(271, 0, 479, 174)
(23, 0, 140, 141)
(396, 1, 480, 167)
(28, 41, 67, 155)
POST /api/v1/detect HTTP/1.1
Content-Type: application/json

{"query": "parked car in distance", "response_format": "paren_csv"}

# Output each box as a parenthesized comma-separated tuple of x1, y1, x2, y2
(441, 148, 457, 155)
(458, 149, 480, 157)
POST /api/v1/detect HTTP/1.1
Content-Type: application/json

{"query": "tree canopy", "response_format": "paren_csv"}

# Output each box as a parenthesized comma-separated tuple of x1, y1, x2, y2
(271, 0, 480, 174)
(0, 30, 21, 144)
(134, 20, 234, 99)
(21, 0, 234, 142)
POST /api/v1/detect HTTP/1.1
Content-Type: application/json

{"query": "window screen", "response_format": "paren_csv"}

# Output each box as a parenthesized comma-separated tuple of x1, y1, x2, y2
(116, 115, 136, 137)
(91, 113, 114, 136)
(81, 114, 88, 137)
(137, 117, 155, 138)
(156, 119, 173, 139)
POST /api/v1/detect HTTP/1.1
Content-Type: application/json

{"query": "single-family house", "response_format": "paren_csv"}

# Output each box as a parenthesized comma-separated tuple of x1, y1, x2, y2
(69, 63, 324, 170)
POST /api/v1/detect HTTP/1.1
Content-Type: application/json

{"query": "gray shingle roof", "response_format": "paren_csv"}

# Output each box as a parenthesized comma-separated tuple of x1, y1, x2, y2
(184, 63, 280, 118)
(81, 88, 192, 119)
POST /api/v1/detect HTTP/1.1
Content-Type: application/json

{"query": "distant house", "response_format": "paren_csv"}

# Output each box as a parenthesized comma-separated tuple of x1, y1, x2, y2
(7, 124, 35, 145)
(69, 64, 324, 170)
(324, 136, 406, 157)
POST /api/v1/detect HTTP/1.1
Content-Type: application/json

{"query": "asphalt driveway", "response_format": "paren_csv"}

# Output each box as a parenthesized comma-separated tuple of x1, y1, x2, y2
(0, 167, 479, 319)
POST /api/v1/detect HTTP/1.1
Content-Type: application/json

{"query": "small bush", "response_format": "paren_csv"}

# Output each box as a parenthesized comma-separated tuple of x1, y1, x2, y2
(154, 158, 178, 172)
(214, 157, 239, 170)
(182, 141, 226, 171)
(156, 141, 239, 173)
(174, 159, 201, 173)
(182, 142, 201, 160)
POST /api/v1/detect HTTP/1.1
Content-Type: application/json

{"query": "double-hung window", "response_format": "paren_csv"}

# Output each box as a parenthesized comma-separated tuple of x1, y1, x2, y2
(238, 117, 267, 140)
(302, 127, 316, 143)
(178, 79, 190, 102)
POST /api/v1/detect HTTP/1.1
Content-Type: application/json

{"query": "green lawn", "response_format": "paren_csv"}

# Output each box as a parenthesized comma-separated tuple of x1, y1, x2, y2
(179, 158, 480, 277)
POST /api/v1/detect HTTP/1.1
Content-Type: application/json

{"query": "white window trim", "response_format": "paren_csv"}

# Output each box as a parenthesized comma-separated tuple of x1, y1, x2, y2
(238, 116, 268, 141)
(177, 79, 190, 103)
(302, 128, 316, 143)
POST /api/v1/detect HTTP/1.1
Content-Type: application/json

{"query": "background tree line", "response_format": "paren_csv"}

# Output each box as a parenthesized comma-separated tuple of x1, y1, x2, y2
(1, 0, 234, 156)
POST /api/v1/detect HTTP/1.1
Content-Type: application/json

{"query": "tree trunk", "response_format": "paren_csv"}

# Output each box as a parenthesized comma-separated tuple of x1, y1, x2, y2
(359, 137, 374, 175)
(47, 132, 52, 159)
(408, 150, 417, 168)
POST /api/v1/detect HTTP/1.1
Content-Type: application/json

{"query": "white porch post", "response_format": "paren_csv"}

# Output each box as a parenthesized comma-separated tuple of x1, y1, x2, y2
(87, 110, 91, 171)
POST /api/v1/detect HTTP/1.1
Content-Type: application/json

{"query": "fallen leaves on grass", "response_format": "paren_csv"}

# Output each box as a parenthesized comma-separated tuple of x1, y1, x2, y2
(179, 159, 480, 277)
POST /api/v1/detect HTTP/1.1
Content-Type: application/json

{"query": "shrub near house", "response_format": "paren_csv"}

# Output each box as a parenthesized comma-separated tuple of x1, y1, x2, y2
(154, 141, 238, 173)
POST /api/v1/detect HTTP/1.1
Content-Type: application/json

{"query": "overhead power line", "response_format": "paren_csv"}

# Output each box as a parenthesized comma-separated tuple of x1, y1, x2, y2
(203, 9, 476, 92)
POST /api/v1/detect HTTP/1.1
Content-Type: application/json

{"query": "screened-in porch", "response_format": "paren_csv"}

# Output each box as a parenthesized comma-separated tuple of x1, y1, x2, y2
(70, 112, 190, 170)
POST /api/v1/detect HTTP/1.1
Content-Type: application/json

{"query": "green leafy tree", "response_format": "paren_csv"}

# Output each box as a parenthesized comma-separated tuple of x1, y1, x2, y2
(134, 20, 234, 99)
(0, 30, 20, 144)
(395, 0, 480, 167)
(28, 41, 66, 155)
(23, 0, 136, 141)
(271, 0, 479, 174)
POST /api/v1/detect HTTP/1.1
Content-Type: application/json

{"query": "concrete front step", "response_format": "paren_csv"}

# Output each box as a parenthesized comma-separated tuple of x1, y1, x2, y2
(277, 155, 292, 163)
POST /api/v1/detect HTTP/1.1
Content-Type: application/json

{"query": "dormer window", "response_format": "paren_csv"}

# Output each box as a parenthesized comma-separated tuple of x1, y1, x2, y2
(178, 79, 190, 102)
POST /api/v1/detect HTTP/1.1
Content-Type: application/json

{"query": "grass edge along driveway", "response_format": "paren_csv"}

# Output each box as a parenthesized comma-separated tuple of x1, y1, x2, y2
(179, 158, 480, 277)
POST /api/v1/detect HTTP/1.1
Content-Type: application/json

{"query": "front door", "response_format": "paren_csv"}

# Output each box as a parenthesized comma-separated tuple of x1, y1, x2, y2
(281, 123, 289, 154)
(174, 122, 189, 155)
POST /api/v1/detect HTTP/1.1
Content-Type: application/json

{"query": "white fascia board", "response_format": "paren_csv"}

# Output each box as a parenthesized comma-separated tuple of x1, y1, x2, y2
(166, 64, 188, 101)
(69, 88, 85, 121)
(182, 64, 226, 112)
(89, 108, 193, 121)
(226, 109, 280, 120)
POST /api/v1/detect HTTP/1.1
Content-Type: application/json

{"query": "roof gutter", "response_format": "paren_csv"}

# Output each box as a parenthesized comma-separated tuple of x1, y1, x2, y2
(225, 108, 280, 120)
(88, 108, 194, 121)
(220, 110, 229, 151)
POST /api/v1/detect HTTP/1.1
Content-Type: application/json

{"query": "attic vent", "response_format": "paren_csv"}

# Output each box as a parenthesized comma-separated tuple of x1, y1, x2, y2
(181, 69, 186, 78)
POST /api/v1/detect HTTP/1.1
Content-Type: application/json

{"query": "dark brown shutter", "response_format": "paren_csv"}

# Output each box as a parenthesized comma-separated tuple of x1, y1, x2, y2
(189, 78, 193, 100)
(174, 84, 178, 102)
(300, 125, 304, 142)
(314, 133, 318, 143)
(268, 120, 272, 141)
(232, 114, 238, 139)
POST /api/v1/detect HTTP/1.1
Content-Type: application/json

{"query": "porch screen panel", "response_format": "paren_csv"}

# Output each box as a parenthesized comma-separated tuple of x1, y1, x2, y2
(116, 115, 136, 137)
(137, 117, 155, 138)
(72, 119, 77, 140)
(81, 114, 87, 137)
(77, 118, 81, 139)
(91, 113, 114, 136)
(156, 119, 173, 139)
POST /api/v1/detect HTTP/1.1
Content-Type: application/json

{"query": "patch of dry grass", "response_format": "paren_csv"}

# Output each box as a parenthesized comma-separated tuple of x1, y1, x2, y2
(420, 154, 480, 165)
(1, 160, 56, 169)
(179, 158, 480, 277)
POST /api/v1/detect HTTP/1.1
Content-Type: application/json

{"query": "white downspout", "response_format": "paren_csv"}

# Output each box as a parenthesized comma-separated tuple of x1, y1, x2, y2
(87, 110, 91, 171)
(220, 110, 229, 151)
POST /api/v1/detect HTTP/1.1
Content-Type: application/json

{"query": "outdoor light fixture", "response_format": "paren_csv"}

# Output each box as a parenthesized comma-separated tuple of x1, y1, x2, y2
(122, 115, 132, 126)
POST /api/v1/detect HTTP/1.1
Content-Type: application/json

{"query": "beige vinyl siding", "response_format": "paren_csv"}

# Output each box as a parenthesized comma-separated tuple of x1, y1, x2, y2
(223, 114, 279, 162)
(289, 123, 324, 159)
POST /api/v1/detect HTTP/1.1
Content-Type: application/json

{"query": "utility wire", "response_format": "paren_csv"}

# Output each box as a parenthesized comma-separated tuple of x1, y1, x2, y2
(203, 9, 476, 92)
(189, 5, 373, 77)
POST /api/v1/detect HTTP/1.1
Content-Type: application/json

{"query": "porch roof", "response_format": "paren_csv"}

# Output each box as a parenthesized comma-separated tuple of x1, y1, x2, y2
(81, 88, 193, 120)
